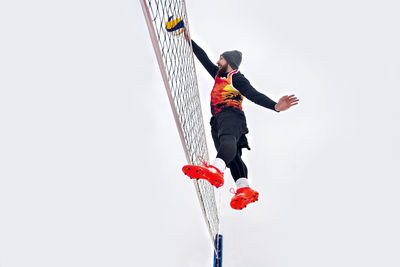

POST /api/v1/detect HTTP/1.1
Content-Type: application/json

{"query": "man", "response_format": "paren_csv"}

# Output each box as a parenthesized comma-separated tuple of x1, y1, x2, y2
(182, 28, 299, 210)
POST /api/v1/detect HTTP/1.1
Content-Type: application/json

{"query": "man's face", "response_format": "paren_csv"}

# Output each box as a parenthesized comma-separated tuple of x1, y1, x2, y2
(217, 56, 228, 70)
(216, 56, 229, 76)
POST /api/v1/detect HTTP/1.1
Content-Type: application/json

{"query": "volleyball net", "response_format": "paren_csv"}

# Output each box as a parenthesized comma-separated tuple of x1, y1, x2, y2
(139, 0, 221, 250)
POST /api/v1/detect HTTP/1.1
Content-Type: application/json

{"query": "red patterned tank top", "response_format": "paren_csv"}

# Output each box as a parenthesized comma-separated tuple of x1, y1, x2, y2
(211, 70, 243, 115)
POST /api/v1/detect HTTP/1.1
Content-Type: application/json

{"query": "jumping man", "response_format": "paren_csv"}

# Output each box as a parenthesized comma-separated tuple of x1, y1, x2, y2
(182, 28, 299, 210)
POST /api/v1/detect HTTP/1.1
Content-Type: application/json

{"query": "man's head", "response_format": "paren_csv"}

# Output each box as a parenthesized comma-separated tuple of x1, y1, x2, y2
(220, 50, 242, 70)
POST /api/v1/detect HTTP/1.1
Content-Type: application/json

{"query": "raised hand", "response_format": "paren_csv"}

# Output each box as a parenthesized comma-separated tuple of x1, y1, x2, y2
(274, 94, 299, 111)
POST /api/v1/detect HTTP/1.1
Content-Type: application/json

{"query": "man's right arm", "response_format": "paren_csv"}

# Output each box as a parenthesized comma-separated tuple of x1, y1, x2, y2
(191, 40, 218, 78)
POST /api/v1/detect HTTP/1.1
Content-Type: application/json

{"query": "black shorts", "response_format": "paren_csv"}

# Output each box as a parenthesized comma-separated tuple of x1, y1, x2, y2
(210, 109, 250, 150)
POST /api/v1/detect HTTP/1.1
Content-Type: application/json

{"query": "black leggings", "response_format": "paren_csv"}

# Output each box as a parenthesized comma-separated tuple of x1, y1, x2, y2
(215, 135, 248, 182)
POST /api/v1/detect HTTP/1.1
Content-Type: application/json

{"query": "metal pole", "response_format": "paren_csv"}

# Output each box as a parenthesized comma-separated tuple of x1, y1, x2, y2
(213, 234, 223, 267)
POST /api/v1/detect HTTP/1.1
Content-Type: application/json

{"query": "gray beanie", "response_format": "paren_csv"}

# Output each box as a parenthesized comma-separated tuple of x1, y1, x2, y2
(221, 50, 242, 70)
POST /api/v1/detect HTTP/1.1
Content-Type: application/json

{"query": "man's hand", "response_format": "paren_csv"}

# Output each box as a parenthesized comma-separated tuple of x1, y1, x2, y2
(183, 27, 191, 44)
(274, 94, 299, 111)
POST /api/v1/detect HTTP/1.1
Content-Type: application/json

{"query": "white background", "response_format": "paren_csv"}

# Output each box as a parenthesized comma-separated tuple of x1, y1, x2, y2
(1, 0, 399, 266)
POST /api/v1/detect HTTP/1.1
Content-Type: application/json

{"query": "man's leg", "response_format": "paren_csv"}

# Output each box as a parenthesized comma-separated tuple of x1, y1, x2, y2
(227, 148, 248, 182)
(229, 148, 252, 190)
(228, 146, 258, 210)
(215, 134, 237, 169)
(182, 112, 243, 188)
(181, 131, 231, 188)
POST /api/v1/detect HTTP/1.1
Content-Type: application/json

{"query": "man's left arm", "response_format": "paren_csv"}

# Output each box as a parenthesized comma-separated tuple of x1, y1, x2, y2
(233, 74, 299, 112)
(233, 74, 279, 112)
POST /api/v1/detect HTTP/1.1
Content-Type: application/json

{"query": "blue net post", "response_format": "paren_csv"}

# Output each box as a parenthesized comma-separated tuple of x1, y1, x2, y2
(213, 234, 223, 267)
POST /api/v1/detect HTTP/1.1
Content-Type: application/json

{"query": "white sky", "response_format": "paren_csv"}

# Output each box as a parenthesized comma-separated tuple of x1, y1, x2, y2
(1, 0, 399, 266)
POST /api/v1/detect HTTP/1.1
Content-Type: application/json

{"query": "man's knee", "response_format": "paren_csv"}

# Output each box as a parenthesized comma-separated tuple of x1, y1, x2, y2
(217, 135, 237, 164)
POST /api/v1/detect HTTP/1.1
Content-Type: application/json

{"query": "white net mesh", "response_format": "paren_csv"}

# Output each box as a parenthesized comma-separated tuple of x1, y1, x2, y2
(140, 0, 220, 242)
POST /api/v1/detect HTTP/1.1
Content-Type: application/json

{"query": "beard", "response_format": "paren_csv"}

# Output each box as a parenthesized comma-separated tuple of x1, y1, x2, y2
(217, 63, 229, 77)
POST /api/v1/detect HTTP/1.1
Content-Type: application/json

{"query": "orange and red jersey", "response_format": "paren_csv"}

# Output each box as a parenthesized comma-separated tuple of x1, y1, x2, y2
(211, 70, 243, 115)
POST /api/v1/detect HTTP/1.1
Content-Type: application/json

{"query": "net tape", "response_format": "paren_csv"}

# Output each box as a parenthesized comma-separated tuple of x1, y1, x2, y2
(141, 0, 220, 241)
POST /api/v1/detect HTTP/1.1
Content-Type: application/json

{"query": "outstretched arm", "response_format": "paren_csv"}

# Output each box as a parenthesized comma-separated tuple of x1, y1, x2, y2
(233, 74, 299, 112)
(184, 28, 218, 78)
(233, 74, 278, 111)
